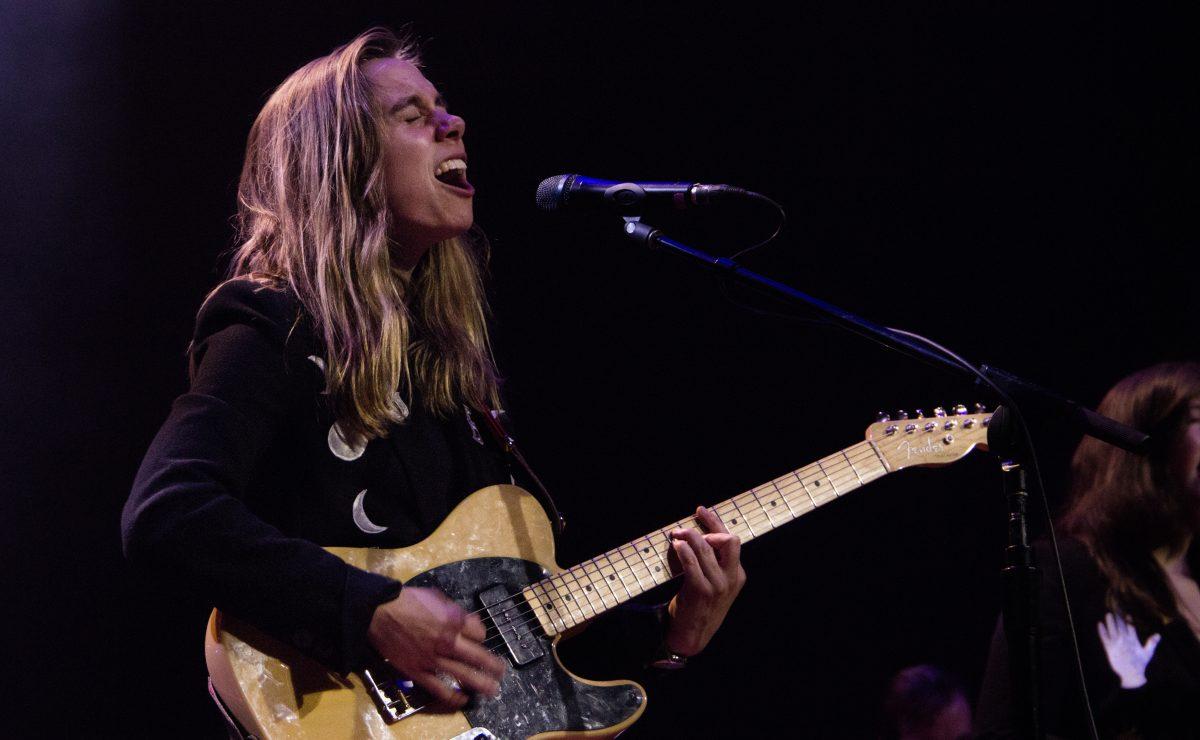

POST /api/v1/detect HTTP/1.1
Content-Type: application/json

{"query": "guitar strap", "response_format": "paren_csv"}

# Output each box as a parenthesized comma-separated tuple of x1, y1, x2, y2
(470, 404, 567, 541)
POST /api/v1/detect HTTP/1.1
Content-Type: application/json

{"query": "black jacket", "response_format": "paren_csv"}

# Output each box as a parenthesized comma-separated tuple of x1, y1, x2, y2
(122, 278, 512, 672)
(975, 538, 1200, 739)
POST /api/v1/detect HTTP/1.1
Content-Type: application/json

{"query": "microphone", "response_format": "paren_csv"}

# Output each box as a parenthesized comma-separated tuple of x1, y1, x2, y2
(535, 174, 749, 214)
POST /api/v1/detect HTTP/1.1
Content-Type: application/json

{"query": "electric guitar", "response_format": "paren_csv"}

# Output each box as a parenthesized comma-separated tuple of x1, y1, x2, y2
(206, 406, 991, 739)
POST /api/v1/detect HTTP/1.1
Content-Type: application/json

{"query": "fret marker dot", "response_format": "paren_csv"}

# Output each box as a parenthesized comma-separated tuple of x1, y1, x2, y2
(545, 603, 553, 610)
(608, 575, 615, 581)
(655, 566, 661, 572)
(814, 481, 821, 486)
(585, 586, 592, 591)
(731, 518, 738, 525)
(771, 500, 777, 506)
(565, 595, 572, 600)
(643, 547, 650, 553)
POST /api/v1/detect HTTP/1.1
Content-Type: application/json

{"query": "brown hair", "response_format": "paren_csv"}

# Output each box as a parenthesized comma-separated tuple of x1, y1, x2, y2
(1060, 361, 1200, 627)
(222, 27, 500, 440)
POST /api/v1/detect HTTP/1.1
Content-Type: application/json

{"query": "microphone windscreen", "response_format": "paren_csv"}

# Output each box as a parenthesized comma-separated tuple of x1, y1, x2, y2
(535, 174, 572, 212)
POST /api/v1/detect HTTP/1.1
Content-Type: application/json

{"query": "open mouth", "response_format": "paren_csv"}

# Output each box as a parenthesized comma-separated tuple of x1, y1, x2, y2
(434, 158, 473, 193)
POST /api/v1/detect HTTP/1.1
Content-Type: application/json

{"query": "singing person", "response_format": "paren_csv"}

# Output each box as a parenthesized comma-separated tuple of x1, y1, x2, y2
(122, 26, 744, 726)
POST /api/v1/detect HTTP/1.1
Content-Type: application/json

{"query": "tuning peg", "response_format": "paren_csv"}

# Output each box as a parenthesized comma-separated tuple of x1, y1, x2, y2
(954, 404, 968, 415)
(896, 410, 909, 420)
(975, 402, 988, 413)
(877, 411, 891, 422)
(934, 406, 947, 418)
(914, 408, 925, 418)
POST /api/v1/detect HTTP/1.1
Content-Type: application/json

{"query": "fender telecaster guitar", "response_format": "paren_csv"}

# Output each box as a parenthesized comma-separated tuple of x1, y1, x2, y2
(206, 406, 991, 739)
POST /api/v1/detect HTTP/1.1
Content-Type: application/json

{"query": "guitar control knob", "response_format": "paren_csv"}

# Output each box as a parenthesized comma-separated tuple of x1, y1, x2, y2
(954, 404, 968, 415)
(934, 406, 947, 417)
(877, 411, 891, 422)
(924, 422, 937, 432)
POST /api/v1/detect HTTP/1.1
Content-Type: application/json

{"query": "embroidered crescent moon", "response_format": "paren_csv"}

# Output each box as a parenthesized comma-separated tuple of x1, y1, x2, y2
(307, 355, 329, 394)
(352, 489, 388, 534)
(392, 392, 410, 422)
(328, 422, 367, 461)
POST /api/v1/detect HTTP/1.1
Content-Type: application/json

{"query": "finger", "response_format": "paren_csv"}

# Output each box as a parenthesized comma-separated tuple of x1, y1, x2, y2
(414, 670, 469, 709)
(1144, 633, 1162, 654)
(672, 537, 708, 593)
(1105, 612, 1117, 635)
(695, 505, 730, 535)
(437, 656, 502, 697)
(705, 532, 743, 576)
(673, 527, 724, 587)
(451, 633, 508, 680)
(463, 612, 487, 642)
(1097, 620, 1111, 645)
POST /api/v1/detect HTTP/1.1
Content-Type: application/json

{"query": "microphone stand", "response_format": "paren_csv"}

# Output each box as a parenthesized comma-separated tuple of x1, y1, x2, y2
(618, 216, 1147, 739)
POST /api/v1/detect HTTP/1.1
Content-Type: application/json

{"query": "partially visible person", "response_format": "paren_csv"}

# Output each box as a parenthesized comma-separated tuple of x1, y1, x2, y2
(975, 361, 1200, 738)
(880, 664, 972, 740)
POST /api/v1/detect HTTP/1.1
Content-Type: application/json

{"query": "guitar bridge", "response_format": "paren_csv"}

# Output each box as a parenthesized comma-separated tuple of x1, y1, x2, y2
(480, 584, 545, 666)
(360, 665, 425, 724)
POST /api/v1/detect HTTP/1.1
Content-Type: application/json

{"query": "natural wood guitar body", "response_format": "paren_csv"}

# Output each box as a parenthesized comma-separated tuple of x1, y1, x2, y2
(205, 484, 646, 739)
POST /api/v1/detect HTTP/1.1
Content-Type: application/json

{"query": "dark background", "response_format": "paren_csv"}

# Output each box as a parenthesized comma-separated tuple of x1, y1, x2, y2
(3, 1, 1196, 736)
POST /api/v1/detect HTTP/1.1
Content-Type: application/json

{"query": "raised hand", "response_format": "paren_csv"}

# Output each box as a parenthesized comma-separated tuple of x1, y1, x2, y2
(368, 586, 506, 708)
(1097, 611, 1161, 689)
(665, 505, 747, 657)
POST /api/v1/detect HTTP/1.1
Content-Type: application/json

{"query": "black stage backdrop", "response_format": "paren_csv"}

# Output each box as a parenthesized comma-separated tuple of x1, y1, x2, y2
(3, 2, 1197, 737)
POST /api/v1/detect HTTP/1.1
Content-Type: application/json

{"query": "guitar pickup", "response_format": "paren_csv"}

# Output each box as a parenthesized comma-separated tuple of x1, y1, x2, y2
(480, 584, 545, 666)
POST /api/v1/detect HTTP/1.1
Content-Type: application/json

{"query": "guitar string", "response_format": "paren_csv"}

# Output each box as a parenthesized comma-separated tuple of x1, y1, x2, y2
(469, 420, 986, 649)
(471, 438, 918, 647)
(474, 460, 887, 653)
(470, 441, 881, 634)
(472, 417, 987, 651)
(470, 442, 896, 650)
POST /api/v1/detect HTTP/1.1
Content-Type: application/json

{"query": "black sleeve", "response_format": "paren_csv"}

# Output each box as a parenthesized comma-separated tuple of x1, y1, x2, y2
(121, 279, 401, 673)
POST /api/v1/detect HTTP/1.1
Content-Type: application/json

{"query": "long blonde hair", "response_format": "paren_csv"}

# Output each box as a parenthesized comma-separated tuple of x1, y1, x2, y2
(225, 27, 500, 440)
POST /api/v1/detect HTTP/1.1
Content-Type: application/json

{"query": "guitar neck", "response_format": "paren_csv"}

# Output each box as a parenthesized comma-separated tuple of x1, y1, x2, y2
(522, 439, 892, 635)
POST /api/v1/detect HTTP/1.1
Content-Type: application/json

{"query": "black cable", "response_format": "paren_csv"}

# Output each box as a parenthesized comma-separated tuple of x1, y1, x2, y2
(884, 327, 1100, 740)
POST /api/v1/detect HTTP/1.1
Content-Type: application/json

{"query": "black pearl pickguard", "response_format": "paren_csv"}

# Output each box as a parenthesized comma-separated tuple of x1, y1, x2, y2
(405, 557, 644, 739)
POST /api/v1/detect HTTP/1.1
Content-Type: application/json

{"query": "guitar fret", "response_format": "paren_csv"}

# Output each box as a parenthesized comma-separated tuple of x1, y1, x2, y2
(815, 459, 839, 496)
(529, 581, 566, 634)
(748, 486, 776, 530)
(565, 564, 603, 618)
(601, 551, 635, 601)
(728, 497, 756, 539)
(843, 450, 866, 486)
(551, 574, 587, 627)
(866, 440, 891, 473)
(589, 558, 622, 607)
(796, 468, 823, 506)
(632, 537, 659, 589)
(770, 479, 800, 520)
(616, 545, 646, 593)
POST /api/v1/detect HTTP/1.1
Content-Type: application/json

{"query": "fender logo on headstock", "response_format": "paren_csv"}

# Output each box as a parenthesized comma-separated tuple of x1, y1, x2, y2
(896, 438, 943, 460)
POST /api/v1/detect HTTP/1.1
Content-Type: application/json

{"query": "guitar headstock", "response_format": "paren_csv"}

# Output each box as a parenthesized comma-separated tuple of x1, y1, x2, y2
(866, 404, 991, 471)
